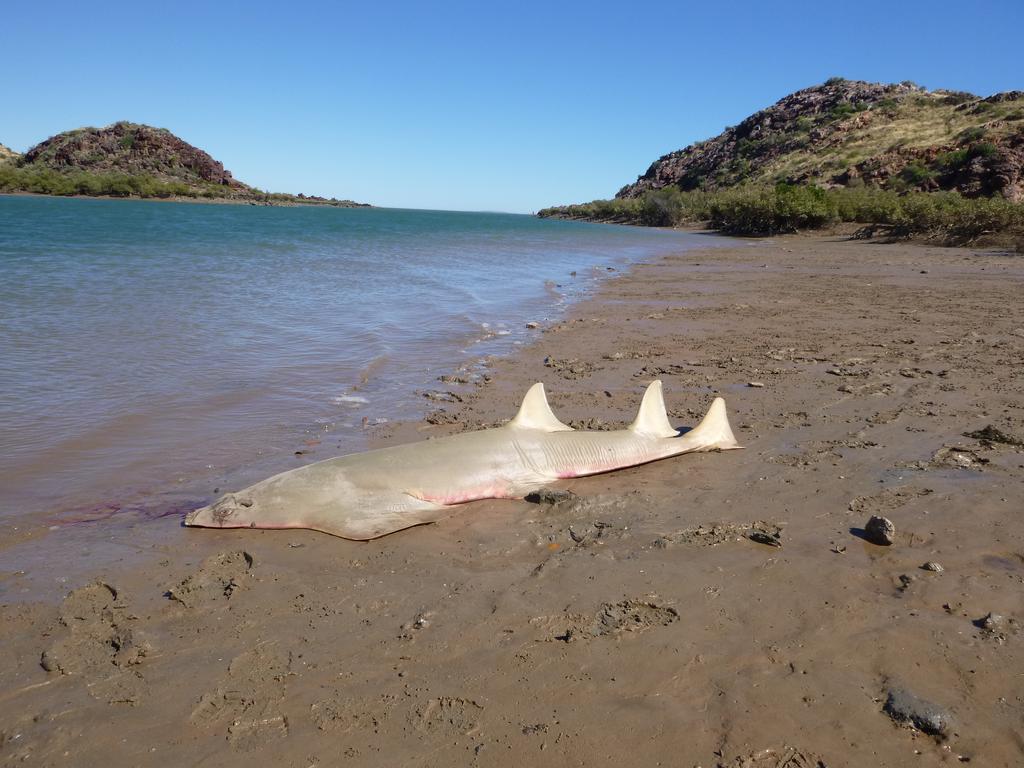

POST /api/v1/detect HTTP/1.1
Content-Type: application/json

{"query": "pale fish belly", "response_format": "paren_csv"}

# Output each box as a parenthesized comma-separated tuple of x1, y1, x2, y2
(412, 483, 521, 505)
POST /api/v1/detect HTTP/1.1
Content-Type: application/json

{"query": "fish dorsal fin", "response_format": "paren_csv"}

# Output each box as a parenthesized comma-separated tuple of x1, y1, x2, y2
(510, 383, 573, 432)
(629, 380, 678, 438)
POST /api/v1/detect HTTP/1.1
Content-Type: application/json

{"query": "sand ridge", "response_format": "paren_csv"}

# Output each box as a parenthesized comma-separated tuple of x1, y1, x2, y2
(1, 234, 1022, 766)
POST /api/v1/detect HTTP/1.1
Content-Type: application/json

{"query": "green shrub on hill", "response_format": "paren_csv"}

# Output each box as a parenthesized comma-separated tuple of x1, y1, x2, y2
(538, 185, 1024, 245)
(829, 102, 860, 120)
(0, 164, 230, 200)
(896, 162, 936, 188)
(957, 126, 987, 143)
(707, 184, 838, 235)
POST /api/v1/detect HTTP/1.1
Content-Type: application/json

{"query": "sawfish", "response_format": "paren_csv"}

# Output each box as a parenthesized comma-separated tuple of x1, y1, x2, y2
(184, 380, 740, 540)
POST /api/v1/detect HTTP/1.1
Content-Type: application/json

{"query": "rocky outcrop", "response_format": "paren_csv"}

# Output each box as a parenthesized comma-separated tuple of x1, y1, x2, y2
(616, 79, 1024, 201)
(4, 122, 370, 206)
(23, 122, 244, 188)
(0, 142, 20, 163)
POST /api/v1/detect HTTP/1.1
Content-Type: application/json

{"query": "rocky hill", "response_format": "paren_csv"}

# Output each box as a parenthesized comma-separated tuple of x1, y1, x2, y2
(616, 79, 1024, 201)
(0, 143, 20, 163)
(24, 122, 246, 188)
(1, 122, 368, 206)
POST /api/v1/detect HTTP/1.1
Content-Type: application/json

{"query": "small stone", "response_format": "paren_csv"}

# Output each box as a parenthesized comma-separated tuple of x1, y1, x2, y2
(837, 384, 853, 393)
(526, 322, 539, 329)
(747, 381, 765, 388)
(525, 488, 576, 505)
(748, 530, 782, 547)
(40, 650, 60, 673)
(884, 688, 951, 736)
(978, 612, 1006, 631)
(921, 561, 944, 572)
(864, 515, 896, 546)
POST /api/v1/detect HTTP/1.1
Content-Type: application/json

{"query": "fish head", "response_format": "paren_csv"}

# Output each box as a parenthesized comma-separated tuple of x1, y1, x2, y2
(185, 492, 264, 529)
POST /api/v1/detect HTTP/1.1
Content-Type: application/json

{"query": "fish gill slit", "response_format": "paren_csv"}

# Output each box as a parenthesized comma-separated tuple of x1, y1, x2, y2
(555, 440, 594, 477)
(512, 438, 543, 477)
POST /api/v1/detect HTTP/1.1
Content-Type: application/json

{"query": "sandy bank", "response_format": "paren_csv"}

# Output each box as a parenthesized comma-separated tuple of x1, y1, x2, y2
(1, 234, 1022, 767)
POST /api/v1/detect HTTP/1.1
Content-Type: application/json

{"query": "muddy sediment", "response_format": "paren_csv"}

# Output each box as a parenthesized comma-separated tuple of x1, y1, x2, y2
(1, 234, 1023, 766)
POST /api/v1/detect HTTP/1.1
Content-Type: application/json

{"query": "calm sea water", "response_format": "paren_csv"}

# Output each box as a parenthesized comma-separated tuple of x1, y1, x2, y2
(0, 196, 709, 547)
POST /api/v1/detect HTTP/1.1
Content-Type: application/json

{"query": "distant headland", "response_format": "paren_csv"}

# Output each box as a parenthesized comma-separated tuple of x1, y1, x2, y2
(0, 122, 370, 207)
(539, 79, 1023, 246)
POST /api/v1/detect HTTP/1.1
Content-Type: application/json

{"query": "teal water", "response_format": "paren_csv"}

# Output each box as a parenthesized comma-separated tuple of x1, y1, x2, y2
(0, 196, 709, 559)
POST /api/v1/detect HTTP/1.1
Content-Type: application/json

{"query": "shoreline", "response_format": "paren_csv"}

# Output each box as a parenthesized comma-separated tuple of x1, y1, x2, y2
(2, 233, 1023, 765)
(0, 190, 372, 208)
(0, 214, 710, 599)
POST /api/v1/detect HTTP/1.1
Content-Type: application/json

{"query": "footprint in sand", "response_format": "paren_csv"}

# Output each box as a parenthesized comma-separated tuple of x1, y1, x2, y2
(310, 692, 396, 734)
(190, 643, 292, 750)
(39, 581, 151, 705)
(410, 696, 484, 737)
(167, 550, 254, 608)
(533, 598, 679, 643)
(722, 746, 826, 767)
(847, 486, 933, 517)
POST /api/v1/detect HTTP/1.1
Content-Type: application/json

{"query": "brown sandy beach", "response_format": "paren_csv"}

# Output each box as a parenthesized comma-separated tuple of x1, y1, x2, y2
(2, 233, 1023, 767)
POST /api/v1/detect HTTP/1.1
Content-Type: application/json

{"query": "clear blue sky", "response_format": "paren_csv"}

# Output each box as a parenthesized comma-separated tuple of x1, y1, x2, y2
(3, 0, 1022, 212)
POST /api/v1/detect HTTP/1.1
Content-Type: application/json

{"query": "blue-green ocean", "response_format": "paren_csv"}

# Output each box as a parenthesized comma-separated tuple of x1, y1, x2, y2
(0, 196, 710, 585)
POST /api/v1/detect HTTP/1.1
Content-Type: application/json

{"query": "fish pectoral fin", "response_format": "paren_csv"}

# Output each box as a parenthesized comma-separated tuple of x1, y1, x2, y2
(403, 490, 454, 506)
(509, 383, 573, 432)
(312, 494, 449, 541)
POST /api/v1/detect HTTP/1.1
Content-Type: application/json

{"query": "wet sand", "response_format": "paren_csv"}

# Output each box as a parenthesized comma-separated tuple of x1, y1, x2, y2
(2, 233, 1023, 767)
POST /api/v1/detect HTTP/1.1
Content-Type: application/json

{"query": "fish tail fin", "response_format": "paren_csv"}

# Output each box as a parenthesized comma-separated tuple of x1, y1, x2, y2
(683, 396, 741, 450)
(629, 380, 678, 438)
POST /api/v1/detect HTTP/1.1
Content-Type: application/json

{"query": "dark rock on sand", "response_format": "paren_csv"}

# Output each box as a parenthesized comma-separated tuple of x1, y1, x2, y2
(525, 488, 576, 505)
(975, 612, 1006, 631)
(748, 529, 783, 547)
(864, 515, 896, 546)
(884, 688, 952, 736)
(963, 424, 1024, 447)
